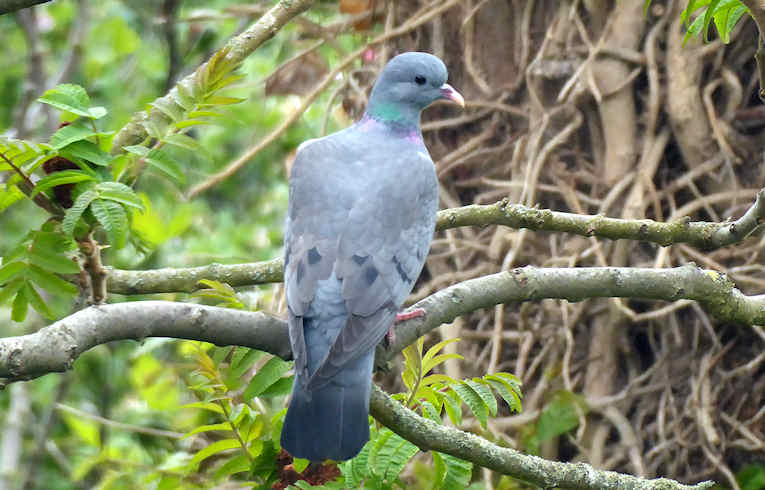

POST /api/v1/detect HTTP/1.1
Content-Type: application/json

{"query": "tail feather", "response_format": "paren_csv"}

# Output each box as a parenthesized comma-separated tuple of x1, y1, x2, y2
(281, 350, 374, 462)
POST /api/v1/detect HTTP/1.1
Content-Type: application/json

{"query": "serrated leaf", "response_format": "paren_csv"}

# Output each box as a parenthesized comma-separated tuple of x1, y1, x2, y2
(145, 147, 184, 183)
(189, 438, 240, 468)
(28, 247, 79, 274)
(38, 84, 91, 117)
(421, 374, 454, 387)
(440, 453, 472, 490)
(422, 353, 464, 375)
(11, 285, 29, 322)
(486, 379, 522, 413)
(467, 379, 497, 417)
(24, 282, 54, 319)
(421, 401, 441, 422)
(63, 189, 97, 235)
(258, 376, 293, 398)
(244, 357, 292, 399)
(0, 261, 26, 284)
(453, 382, 488, 429)
(90, 199, 128, 248)
(163, 133, 201, 151)
(96, 182, 144, 210)
(28, 264, 77, 295)
(32, 170, 95, 197)
(229, 349, 264, 379)
(0, 184, 25, 212)
(441, 391, 462, 426)
(60, 140, 111, 166)
(49, 122, 96, 150)
(151, 98, 185, 122)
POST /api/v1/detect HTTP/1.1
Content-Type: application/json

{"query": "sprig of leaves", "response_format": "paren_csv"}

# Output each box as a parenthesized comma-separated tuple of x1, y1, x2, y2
(645, 0, 750, 44)
(0, 228, 78, 321)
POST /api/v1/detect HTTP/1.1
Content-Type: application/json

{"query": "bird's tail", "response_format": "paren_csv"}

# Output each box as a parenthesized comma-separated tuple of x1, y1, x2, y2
(280, 350, 374, 462)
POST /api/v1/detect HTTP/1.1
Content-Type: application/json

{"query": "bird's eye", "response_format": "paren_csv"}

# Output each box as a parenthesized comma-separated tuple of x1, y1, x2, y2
(415, 75, 427, 85)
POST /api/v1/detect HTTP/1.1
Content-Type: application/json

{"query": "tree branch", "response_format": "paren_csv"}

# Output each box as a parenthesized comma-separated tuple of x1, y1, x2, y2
(0, 301, 290, 382)
(369, 385, 713, 490)
(103, 191, 765, 295)
(0, 0, 51, 15)
(7, 265, 765, 383)
(110, 0, 315, 152)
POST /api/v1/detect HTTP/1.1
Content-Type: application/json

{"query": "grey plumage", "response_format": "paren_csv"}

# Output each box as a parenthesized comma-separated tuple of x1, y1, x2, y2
(280, 52, 463, 462)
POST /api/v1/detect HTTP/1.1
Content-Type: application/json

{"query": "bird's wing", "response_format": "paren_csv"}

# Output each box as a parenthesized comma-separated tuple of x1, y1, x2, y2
(285, 133, 438, 387)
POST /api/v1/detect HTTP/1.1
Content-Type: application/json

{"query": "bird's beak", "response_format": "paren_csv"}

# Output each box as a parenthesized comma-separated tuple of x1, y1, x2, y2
(439, 83, 465, 107)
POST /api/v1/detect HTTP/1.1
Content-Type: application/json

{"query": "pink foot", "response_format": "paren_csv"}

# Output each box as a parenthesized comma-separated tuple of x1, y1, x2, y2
(395, 308, 425, 323)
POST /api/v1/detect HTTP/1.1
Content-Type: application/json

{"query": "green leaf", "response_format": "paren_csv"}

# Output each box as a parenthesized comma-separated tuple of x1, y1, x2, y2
(182, 422, 233, 439)
(32, 170, 95, 197)
(214, 453, 251, 479)
(535, 391, 587, 444)
(440, 453, 472, 490)
(151, 98, 185, 122)
(24, 282, 54, 319)
(0, 184, 25, 212)
(181, 401, 224, 414)
(88, 107, 107, 119)
(292, 458, 310, 473)
(145, 148, 184, 183)
(63, 189, 97, 236)
(0, 261, 26, 284)
(258, 376, 293, 398)
(28, 247, 79, 274)
(422, 338, 461, 372)
(28, 264, 77, 295)
(60, 140, 111, 166)
(229, 348, 264, 379)
(244, 357, 292, 400)
(189, 438, 240, 468)
(486, 379, 522, 413)
(123, 145, 150, 157)
(49, 122, 96, 150)
(163, 133, 201, 152)
(441, 391, 462, 426)
(702, 0, 722, 41)
(96, 182, 144, 210)
(11, 286, 29, 322)
(0, 280, 24, 306)
(202, 96, 245, 105)
(453, 382, 488, 429)
(90, 199, 128, 248)
(174, 119, 209, 129)
(38, 84, 92, 117)
(465, 379, 497, 417)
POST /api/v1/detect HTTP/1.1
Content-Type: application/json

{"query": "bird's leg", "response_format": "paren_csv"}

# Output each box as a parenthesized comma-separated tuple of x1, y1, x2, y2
(385, 308, 426, 346)
(395, 308, 426, 322)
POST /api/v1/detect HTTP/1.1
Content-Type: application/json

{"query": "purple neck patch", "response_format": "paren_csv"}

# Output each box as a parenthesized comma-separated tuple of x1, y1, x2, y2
(358, 114, 423, 143)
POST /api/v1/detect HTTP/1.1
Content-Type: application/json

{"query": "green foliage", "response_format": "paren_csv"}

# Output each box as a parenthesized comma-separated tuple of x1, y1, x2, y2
(0, 228, 78, 320)
(736, 463, 765, 490)
(521, 390, 588, 455)
(320, 338, 523, 489)
(645, 0, 750, 44)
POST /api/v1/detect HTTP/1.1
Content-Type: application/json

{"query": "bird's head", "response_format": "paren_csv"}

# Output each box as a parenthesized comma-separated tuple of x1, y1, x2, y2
(365, 52, 464, 126)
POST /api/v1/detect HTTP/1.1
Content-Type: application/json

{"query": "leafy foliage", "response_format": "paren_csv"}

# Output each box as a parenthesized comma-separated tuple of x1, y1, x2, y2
(645, 0, 750, 44)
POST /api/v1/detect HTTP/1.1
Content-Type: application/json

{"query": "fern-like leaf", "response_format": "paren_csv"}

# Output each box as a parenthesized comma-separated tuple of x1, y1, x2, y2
(90, 198, 128, 248)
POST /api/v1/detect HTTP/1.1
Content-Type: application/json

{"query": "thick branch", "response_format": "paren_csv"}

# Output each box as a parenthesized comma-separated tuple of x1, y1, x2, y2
(8, 265, 765, 382)
(0, 0, 51, 14)
(369, 385, 712, 490)
(0, 301, 290, 381)
(110, 0, 314, 152)
(103, 192, 765, 295)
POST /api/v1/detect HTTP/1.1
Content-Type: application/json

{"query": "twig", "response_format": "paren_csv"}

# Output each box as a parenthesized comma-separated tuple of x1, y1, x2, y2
(54, 403, 183, 439)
